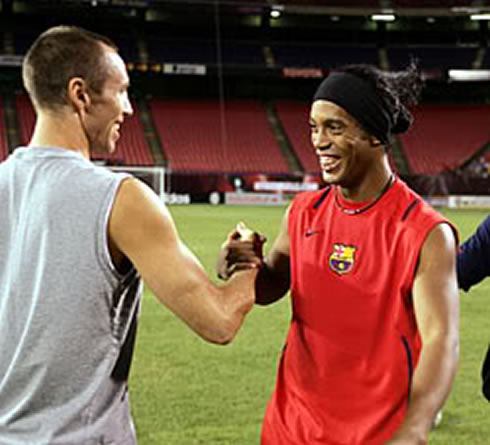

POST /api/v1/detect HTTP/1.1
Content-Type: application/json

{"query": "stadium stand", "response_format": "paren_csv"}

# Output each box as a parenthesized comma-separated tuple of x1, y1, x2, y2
(15, 94, 153, 165)
(149, 99, 291, 174)
(392, 0, 473, 6)
(12, 29, 38, 55)
(237, 0, 473, 5)
(16, 93, 35, 147)
(12, 26, 139, 64)
(387, 45, 478, 71)
(272, 44, 380, 69)
(147, 37, 265, 66)
(245, 0, 380, 5)
(221, 40, 265, 66)
(481, 48, 490, 69)
(111, 35, 140, 64)
(274, 100, 318, 173)
(92, 106, 154, 166)
(247, 0, 472, 5)
(0, 95, 8, 161)
(147, 38, 217, 64)
(398, 104, 490, 175)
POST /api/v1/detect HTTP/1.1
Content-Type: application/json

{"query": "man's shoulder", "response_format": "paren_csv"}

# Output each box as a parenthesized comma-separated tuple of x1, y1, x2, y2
(392, 178, 444, 221)
(59, 155, 130, 186)
(392, 179, 456, 241)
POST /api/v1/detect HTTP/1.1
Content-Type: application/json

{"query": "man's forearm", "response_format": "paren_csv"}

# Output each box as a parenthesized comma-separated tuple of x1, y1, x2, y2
(254, 262, 290, 306)
(390, 333, 459, 443)
(215, 269, 258, 343)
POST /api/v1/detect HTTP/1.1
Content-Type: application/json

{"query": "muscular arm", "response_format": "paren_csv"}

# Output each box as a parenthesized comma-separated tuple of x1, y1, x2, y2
(254, 205, 291, 305)
(388, 223, 459, 444)
(109, 178, 257, 345)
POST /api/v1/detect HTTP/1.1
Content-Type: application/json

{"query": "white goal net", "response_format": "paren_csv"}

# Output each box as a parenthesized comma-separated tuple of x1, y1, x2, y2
(107, 166, 166, 200)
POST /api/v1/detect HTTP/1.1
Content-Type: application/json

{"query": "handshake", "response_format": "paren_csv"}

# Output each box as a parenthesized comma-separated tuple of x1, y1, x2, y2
(217, 222, 266, 280)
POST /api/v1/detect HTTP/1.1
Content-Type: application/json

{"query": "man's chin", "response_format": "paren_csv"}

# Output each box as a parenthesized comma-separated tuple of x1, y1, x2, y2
(322, 172, 340, 185)
(90, 144, 116, 156)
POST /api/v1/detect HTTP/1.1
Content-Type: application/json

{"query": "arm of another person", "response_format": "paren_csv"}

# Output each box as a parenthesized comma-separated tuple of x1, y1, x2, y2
(109, 177, 257, 345)
(387, 223, 459, 445)
(216, 205, 292, 306)
(254, 205, 291, 305)
(457, 214, 490, 291)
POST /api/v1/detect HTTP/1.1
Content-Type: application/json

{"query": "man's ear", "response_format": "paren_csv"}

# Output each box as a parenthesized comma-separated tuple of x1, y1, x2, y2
(369, 135, 382, 148)
(67, 77, 91, 113)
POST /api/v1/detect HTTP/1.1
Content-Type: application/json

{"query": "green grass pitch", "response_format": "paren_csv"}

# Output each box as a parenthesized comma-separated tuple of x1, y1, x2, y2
(129, 205, 490, 444)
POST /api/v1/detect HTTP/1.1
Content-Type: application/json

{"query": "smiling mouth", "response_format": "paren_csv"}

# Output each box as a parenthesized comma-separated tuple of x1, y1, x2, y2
(319, 156, 341, 172)
(112, 127, 121, 142)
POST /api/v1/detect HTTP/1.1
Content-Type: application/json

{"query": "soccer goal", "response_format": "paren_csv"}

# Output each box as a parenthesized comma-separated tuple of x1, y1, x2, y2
(107, 166, 166, 200)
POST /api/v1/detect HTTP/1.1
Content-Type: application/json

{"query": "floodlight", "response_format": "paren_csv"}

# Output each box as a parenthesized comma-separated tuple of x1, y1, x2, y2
(371, 14, 396, 22)
(270, 9, 281, 19)
(448, 70, 490, 81)
(470, 13, 490, 20)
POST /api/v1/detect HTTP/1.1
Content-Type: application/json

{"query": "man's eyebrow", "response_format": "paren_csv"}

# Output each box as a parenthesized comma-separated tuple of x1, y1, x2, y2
(325, 118, 345, 125)
(310, 117, 345, 125)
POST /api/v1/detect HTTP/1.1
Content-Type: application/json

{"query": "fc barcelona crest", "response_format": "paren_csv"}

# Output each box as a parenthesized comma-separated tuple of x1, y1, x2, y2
(329, 244, 357, 275)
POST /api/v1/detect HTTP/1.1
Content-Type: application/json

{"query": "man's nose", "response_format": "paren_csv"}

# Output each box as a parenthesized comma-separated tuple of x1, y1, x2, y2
(123, 94, 133, 117)
(315, 142, 333, 155)
(312, 128, 331, 151)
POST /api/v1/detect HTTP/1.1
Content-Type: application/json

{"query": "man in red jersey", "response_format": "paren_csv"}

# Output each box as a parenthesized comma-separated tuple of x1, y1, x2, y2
(218, 63, 459, 445)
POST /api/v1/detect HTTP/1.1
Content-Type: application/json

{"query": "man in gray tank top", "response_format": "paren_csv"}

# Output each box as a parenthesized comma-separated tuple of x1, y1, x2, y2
(0, 26, 259, 444)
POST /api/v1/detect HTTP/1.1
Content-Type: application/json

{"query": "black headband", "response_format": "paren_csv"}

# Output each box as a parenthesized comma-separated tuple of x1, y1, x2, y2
(313, 71, 393, 145)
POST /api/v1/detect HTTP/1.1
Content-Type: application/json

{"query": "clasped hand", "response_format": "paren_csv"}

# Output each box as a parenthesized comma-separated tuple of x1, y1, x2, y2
(217, 222, 266, 280)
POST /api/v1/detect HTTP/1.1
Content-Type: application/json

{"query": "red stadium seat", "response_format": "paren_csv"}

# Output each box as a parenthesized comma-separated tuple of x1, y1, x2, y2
(274, 101, 318, 174)
(149, 99, 290, 174)
(16, 94, 36, 147)
(399, 104, 490, 174)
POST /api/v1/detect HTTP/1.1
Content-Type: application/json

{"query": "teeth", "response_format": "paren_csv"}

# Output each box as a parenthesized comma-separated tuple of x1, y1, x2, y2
(320, 156, 341, 172)
(323, 158, 337, 166)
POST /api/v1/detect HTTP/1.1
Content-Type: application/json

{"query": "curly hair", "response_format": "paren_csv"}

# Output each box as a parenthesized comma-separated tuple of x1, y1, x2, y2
(338, 61, 424, 136)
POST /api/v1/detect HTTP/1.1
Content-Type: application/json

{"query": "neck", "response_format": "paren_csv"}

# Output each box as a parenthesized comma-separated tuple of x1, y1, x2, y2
(28, 108, 90, 159)
(339, 158, 393, 202)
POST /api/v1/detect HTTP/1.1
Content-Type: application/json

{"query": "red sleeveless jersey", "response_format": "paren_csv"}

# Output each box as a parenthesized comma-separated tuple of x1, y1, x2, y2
(261, 177, 454, 445)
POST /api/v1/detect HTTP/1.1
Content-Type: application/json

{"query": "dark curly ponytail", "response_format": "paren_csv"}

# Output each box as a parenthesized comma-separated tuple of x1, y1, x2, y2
(338, 61, 424, 141)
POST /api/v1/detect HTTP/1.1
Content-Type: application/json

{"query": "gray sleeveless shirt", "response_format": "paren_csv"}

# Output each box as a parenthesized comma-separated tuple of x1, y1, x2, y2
(0, 147, 142, 444)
